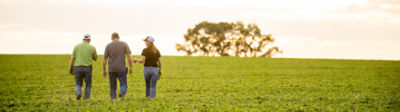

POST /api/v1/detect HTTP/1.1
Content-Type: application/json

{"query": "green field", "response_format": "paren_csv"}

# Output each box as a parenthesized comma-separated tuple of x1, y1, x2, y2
(0, 55, 399, 111)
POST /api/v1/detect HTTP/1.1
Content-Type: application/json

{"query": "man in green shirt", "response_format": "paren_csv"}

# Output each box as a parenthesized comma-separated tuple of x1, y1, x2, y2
(70, 34, 97, 100)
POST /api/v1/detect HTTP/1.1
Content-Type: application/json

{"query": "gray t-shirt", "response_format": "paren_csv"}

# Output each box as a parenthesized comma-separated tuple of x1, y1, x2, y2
(104, 40, 131, 72)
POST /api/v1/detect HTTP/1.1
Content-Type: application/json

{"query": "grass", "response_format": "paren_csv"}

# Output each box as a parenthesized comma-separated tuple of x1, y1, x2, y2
(0, 54, 399, 111)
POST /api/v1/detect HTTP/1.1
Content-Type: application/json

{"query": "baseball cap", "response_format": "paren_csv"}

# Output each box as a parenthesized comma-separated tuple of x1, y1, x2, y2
(83, 34, 91, 40)
(143, 36, 154, 42)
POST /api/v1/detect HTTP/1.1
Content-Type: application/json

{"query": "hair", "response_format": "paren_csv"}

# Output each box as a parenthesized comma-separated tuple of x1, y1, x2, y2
(112, 32, 119, 39)
(148, 42, 159, 54)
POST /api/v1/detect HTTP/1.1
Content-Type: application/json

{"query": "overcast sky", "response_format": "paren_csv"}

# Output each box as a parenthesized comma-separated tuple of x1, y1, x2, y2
(0, 0, 399, 60)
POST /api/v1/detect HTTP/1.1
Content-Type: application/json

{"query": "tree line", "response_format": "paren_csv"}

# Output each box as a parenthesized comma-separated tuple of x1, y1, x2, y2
(176, 21, 282, 57)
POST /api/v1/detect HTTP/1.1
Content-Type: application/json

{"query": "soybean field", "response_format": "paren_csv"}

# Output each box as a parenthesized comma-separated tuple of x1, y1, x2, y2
(0, 55, 399, 111)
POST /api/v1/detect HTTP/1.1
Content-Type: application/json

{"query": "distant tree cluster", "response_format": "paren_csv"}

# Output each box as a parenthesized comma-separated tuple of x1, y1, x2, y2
(176, 21, 282, 57)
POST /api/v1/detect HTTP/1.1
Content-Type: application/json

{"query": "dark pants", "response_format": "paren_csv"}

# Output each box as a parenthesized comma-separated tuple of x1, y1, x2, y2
(74, 67, 92, 100)
(109, 71, 127, 99)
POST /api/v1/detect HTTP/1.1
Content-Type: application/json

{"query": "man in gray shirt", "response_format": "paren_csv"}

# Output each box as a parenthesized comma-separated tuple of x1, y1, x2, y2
(103, 32, 133, 99)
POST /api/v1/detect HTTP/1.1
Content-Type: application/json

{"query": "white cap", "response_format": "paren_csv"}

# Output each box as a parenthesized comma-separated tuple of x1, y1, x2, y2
(143, 36, 154, 42)
(83, 34, 91, 40)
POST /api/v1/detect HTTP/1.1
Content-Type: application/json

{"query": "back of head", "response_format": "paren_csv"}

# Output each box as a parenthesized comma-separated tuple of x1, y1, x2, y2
(148, 41, 159, 54)
(83, 34, 91, 42)
(112, 32, 119, 40)
(144, 36, 158, 54)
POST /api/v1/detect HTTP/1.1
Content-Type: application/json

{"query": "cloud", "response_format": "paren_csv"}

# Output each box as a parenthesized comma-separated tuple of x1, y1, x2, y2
(338, 0, 400, 17)
(332, 0, 400, 25)
(368, 0, 400, 6)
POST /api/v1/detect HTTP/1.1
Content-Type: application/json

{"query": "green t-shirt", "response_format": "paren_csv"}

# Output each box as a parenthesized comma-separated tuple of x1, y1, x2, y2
(71, 42, 97, 66)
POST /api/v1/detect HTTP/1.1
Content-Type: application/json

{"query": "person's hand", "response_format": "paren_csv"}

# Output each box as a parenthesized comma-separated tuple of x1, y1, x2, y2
(133, 58, 138, 63)
(70, 70, 74, 75)
(129, 67, 133, 74)
(102, 71, 107, 78)
(69, 66, 74, 75)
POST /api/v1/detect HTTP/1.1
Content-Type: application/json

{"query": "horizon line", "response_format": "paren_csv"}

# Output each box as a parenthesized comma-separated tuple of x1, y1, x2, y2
(1, 53, 398, 61)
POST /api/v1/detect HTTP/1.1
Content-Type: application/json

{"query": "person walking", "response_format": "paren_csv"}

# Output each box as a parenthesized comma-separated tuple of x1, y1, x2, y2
(134, 36, 162, 98)
(69, 34, 97, 100)
(103, 32, 133, 99)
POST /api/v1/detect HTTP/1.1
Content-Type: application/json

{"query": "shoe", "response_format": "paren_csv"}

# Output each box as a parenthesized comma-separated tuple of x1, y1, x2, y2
(77, 94, 82, 100)
(119, 93, 125, 99)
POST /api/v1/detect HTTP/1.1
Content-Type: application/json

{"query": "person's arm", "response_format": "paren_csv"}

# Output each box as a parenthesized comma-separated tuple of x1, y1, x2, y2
(157, 57, 162, 72)
(102, 58, 108, 77)
(70, 59, 75, 67)
(135, 56, 146, 64)
(71, 46, 77, 66)
(69, 58, 75, 75)
(92, 47, 97, 61)
(123, 43, 132, 74)
(70, 46, 76, 74)
(126, 54, 133, 74)
(158, 57, 162, 77)
(103, 45, 109, 77)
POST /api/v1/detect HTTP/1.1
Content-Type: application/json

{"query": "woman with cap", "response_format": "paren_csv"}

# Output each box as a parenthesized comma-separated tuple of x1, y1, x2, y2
(134, 36, 162, 98)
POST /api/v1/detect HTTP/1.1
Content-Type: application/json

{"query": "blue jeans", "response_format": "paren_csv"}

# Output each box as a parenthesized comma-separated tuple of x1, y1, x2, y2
(144, 67, 159, 98)
(109, 71, 127, 99)
(74, 67, 92, 100)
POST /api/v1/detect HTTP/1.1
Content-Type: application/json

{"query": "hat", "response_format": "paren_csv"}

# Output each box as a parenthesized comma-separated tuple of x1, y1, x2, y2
(83, 34, 91, 40)
(143, 36, 154, 42)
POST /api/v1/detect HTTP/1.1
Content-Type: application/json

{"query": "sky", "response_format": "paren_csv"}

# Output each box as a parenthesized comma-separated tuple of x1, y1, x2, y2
(0, 0, 399, 60)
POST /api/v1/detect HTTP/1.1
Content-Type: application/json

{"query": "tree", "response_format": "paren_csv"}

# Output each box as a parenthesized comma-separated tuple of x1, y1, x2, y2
(176, 21, 282, 57)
